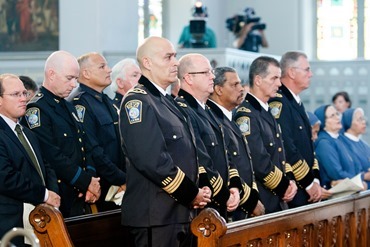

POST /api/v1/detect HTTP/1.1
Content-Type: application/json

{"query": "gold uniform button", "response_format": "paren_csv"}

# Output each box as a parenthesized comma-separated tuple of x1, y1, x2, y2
(276, 133, 280, 138)
(282, 161, 286, 165)
(278, 147, 282, 152)
(212, 142, 215, 146)
(269, 143, 273, 146)
(81, 147, 84, 152)
(173, 135, 177, 139)
(299, 126, 303, 129)
(83, 157, 86, 161)
(79, 138, 82, 142)
(57, 179, 61, 183)
(233, 152, 237, 156)
(64, 133, 67, 137)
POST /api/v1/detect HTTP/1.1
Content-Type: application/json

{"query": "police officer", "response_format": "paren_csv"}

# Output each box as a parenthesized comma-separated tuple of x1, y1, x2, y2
(68, 52, 126, 212)
(177, 53, 241, 219)
(119, 37, 211, 247)
(21, 51, 101, 217)
(208, 66, 265, 220)
(234, 56, 297, 214)
(269, 51, 322, 207)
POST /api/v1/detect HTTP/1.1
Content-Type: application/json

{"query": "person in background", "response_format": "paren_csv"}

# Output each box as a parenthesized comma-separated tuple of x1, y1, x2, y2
(208, 66, 265, 220)
(0, 73, 60, 246)
(234, 56, 297, 214)
(269, 51, 321, 207)
(233, 8, 268, 52)
(110, 58, 141, 110)
(340, 107, 370, 188)
(68, 52, 126, 212)
(307, 111, 321, 142)
(21, 51, 101, 217)
(178, 1, 216, 48)
(19, 75, 38, 102)
(332, 91, 351, 114)
(119, 37, 211, 246)
(314, 105, 365, 190)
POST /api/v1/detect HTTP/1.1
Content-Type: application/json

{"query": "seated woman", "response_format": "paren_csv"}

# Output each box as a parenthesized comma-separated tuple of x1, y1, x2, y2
(314, 105, 362, 189)
(340, 108, 370, 188)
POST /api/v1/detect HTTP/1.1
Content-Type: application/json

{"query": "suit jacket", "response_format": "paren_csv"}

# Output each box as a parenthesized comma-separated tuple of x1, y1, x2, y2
(21, 86, 94, 217)
(269, 84, 319, 207)
(207, 100, 259, 215)
(0, 117, 58, 245)
(234, 93, 292, 214)
(119, 76, 199, 227)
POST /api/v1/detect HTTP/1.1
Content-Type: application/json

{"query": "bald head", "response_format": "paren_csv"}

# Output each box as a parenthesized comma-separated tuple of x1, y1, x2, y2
(136, 36, 179, 89)
(43, 50, 79, 98)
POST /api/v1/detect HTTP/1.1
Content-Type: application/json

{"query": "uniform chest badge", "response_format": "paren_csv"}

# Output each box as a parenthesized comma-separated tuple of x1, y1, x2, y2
(236, 107, 251, 113)
(25, 107, 41, 129)
(75, 105, 86, 123)
(125, 100, 142, 124)
(269, 101, 282, 119)
(235, 116, 250, 136)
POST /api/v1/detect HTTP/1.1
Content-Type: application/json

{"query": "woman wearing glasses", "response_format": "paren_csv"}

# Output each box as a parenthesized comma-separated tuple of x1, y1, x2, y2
(314, 105, 363, 190)
(340, 108, 370, 188)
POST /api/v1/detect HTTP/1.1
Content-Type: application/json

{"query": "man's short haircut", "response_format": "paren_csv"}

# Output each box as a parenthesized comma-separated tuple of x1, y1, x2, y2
(0, 73, 19, 95)
(19, 75, 38, 92)
(248, 56, 280, 87)
(213, 67, 237, 87)
(280, 51, 307, 77)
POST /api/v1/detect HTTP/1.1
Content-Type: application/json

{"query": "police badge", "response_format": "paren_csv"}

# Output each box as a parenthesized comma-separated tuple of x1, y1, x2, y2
(25, 107, 41, 129)
(125, 100, 142, 124)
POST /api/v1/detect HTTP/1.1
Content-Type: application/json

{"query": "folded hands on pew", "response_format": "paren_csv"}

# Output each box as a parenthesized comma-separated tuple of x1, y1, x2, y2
(226, 188, 240, 212)
(46, 190, 61, 208)
(192, 186, 212, 209)
(283, 180, 298, 202)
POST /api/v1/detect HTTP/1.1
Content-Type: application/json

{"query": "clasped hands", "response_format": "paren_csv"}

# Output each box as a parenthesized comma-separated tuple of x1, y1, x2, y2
(78, 177, 101, 204)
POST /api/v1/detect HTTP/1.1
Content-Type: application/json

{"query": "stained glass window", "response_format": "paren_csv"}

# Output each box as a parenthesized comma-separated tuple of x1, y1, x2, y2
(138, 0, 163, 44)
(317, 0, 358, 60)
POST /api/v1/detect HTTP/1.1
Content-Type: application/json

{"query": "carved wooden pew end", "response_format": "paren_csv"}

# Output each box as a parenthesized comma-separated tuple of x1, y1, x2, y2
(30, 203, 74, 247)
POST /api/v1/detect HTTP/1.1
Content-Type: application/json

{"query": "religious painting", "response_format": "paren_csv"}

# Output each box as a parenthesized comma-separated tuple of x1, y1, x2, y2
(0, 0, 59, 52)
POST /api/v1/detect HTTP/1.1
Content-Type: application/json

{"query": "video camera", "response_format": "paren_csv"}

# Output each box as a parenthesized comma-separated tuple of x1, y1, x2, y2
(188, 1, 209, 48)
(226, 7, 266, 34)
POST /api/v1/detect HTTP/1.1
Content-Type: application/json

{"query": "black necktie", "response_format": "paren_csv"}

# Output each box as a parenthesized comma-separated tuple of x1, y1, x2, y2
(15, 124, 45, 185)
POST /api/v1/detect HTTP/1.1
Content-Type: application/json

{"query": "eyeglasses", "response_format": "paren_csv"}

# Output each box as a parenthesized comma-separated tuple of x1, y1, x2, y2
(293, 67, 311, 73)
(0, 91, 30, 98)
(326, 112, 342, 119)
(187, 69, 215, 76)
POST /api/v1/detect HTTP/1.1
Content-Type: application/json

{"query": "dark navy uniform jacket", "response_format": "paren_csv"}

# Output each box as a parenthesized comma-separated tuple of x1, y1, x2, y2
(0, 117, 58, 246)
(21, 86, 93, 217)
(269, 84, 320, 207)
(207, 100, 259, 216)
(112, 92, 123, 110)
(234, 93, 293, 214)
(119, 76, 199, 227)
(68, 84, 126, 207)
(176, 89, 242, 216)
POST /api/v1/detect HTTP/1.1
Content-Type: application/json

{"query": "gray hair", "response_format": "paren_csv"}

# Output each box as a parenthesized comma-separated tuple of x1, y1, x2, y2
(110, 58, 139, 93)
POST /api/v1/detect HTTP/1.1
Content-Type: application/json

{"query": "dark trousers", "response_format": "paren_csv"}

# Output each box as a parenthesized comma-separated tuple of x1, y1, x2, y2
(128, 223, 194, 247)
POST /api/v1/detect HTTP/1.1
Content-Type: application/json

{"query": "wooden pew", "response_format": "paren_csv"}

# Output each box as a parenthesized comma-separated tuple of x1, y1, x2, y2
(191, 190, 370, 247)
(30, 190, 370, 247)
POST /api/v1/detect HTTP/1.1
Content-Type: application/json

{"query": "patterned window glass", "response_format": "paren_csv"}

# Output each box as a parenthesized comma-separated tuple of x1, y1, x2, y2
(138, 0, 162, 44)
(317, 0, 357, 60)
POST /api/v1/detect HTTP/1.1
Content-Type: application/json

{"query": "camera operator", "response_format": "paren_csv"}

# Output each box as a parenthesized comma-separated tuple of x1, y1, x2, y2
(232, 8, 268, 52)
(178, 1, 216, 48)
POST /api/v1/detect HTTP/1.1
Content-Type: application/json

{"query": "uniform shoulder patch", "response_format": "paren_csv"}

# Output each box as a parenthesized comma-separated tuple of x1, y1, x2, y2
(236, 107, 251, 113)
(25, 107, 41, 129)
(125, 100, 142, 124)
(269, 101, 282, 119)
(75, 105, 86, 122)
(235, 116, 251, 136)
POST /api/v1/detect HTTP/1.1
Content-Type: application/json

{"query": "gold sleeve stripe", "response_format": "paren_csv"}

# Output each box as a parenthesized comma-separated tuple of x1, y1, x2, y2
(263, 166, 283, 189)
(211, 175, 223, 196)
(229, 168, 240, 178)
(252, 181, 258, 191)
(162, 168, 185, 194)
(292, 160, 310, 181)
(199, 166, 207, 174)
(240, 183, 250, 205)
(285, 163, 293, 173)
(313, 158, 320, 170)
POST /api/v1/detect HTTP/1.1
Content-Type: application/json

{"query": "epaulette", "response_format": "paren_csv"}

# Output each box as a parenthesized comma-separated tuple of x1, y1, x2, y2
(73, 91, 86, 101)
(236, 107, 251, 113)
(177, 102, 187, 108)
(28, 92, 43, 104)
(275, 93, 283, 98)
(127, 88, 147, 95)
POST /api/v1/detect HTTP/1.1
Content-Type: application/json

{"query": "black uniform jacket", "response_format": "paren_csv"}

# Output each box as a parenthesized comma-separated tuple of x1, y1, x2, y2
(119, 76, 199, 227)
(0, 117, 58, 243)
(269, 84, 320, 207)
(21, 87, 94, 215)
(176, 89, 242, 209)
(207, 100, 259, 214)
(234, 93, 293, 213)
